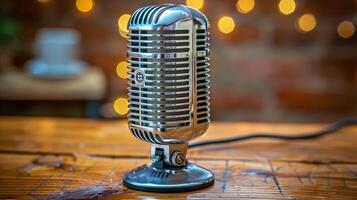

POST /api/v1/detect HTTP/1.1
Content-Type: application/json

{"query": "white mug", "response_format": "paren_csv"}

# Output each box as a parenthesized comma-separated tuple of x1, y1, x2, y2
(35, 28, 80, 65)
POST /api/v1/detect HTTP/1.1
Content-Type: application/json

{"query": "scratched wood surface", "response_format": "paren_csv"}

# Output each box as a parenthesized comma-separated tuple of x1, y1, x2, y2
(0, 117, 356, 199)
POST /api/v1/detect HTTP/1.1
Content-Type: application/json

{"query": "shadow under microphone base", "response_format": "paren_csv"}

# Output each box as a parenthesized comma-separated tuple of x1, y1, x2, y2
(123, 162, 214, 192)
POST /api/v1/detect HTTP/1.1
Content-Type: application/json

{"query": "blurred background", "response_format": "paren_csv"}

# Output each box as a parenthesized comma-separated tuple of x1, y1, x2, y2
(0, 0, 356, 122)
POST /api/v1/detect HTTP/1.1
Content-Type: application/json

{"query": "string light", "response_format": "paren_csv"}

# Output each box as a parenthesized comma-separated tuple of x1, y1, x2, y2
(76, 0, 94, 13)
(186, 0, 204, 10)
(116, 61, 129, 79)
(278, 0, 296, 15)
(236, 0, 255, 14)
(337, 20, 355, 39)
(114, 98, 129, 115)
(218, 16, 235, 34)
(118, 14, 131, 38)
(297, 14, 317, 32)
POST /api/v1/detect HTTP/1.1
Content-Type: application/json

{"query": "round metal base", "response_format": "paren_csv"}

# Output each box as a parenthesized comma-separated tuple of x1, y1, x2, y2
(123, 162, 214, 192)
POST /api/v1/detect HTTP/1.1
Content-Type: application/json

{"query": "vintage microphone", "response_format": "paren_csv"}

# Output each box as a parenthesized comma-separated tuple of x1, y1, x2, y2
(123, 4, 214, 192)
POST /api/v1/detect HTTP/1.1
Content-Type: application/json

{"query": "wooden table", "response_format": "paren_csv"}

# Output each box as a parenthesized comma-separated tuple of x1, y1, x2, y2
(0, 117, 356, 199)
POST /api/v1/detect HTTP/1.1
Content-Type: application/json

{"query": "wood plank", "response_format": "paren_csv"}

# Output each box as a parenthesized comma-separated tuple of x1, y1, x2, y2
(0, 153, 356, 199)
(0, 117, 356, 162)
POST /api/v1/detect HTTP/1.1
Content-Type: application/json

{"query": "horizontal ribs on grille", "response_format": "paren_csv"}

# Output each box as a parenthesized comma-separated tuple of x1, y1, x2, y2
(126, 4, 210, 144)
(196, 29, 210, 124)
(128, 30, 191, 129)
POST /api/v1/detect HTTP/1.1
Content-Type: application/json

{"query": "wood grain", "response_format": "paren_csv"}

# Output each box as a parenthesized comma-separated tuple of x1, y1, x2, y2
(1, 154, 356, 199)
(0, 117, 356, 162)
(0, 117, 356, 199)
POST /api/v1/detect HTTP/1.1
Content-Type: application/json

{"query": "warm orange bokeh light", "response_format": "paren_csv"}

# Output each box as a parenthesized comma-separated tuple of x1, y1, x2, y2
(116, 61, 129, 79)
(118, 14, 131, 38)
(297, 14, 317, 32)
(218, 16, 235, 34)
(236, 0, 255, 14)
(114, 98, 129, 115)
(337, 20, 355, 39)
(76, 0, 94, 13)
(186, 0, 204, 10)
(278, 0, 296, 15)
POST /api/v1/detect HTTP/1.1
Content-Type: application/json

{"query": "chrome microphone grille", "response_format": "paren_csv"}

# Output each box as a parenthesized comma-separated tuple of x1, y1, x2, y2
(129, 5, 175, 26)
(127, 4, 210, 144)
(123, 4, 215, 192)
(128, 29, 191, 127)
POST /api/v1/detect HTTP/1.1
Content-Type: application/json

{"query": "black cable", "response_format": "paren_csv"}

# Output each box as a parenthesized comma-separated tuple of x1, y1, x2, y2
(188, 118, 357, 149)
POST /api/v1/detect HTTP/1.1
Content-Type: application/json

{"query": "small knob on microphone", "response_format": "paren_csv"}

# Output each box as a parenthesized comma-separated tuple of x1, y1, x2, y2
(171, 151, 186, 167)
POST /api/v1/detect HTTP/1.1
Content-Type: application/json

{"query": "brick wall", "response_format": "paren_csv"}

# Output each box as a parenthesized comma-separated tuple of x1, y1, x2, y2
(2, 0, 357, 122)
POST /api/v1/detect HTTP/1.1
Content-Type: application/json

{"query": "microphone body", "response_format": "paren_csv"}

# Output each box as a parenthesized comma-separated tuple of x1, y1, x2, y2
(123, 4, 214, 192)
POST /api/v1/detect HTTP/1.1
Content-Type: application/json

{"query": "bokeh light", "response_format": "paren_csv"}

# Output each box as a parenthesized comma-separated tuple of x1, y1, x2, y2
(118, 14, 131, 38)
(218, 16, 235, 34)
(297, 14, 317, 32)
(116, 61, 129, 79)
(114, 98, 129, 115)
(186, 0, 204, 10)
(236, 0, 255, 14)
(37, 0, 50, 3)
(337, 20, 355, 39)
(76, 0, 94, 13)
(278, 0, 296, 15)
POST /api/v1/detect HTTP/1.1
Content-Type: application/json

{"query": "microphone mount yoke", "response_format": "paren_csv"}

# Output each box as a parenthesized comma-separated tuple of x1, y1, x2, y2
(151, 143, 188, 169)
